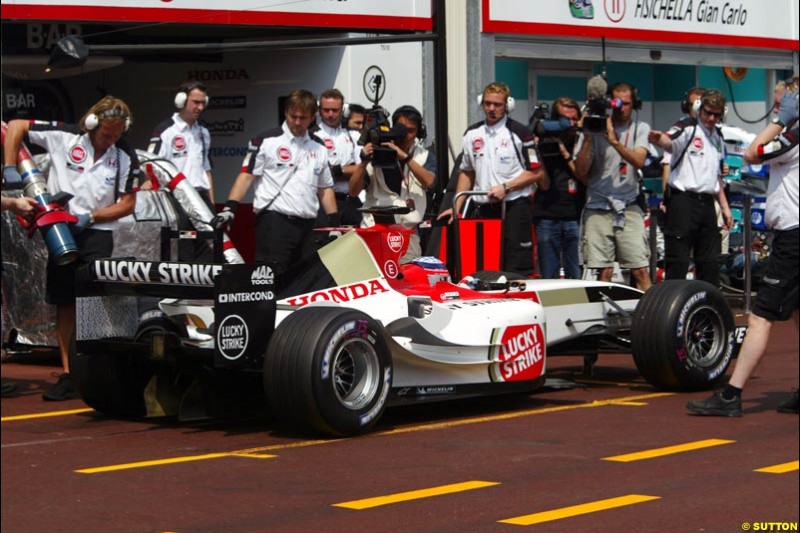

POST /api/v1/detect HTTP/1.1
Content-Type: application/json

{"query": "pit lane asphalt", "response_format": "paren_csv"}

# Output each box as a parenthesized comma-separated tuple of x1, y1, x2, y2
(2, 319, 797, 533)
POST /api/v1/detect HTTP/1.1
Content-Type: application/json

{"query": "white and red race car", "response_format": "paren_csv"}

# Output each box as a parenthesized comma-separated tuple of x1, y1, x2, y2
(72, 208, 739, 436)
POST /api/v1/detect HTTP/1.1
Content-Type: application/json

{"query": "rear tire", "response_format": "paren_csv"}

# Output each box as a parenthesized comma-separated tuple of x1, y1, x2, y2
(632, 280, 735, 390)
(264, 307, 392, 437)
(70, 318, 175, 416)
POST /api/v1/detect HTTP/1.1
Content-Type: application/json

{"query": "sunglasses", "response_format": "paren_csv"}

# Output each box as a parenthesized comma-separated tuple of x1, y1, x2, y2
(701, 107, 723, 118)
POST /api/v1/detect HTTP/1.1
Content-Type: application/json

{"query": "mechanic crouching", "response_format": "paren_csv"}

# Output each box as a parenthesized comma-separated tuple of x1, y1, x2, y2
(3, 96, 139, 401)
(212, 89, 339, 275)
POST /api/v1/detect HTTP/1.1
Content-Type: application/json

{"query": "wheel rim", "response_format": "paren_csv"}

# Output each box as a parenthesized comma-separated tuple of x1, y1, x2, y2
(332, 337, 380, 410)
(683, 305, 726, 368)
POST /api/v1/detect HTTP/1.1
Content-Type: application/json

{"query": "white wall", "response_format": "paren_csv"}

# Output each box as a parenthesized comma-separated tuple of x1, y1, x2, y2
(59, 43, 424, 202)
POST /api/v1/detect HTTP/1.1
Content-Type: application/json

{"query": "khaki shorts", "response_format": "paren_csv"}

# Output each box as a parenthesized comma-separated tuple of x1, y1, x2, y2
(583, 206, 650, 269)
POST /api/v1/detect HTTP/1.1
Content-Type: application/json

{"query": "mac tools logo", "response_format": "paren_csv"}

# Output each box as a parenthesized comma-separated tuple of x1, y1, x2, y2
(251, 264, 274, 286)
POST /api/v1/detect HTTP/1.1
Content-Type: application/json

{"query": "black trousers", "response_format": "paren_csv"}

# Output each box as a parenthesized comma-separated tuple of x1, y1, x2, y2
(470, 198, 534, 276)
(664, 187, 721, 286)
(255, 210, 316, 275)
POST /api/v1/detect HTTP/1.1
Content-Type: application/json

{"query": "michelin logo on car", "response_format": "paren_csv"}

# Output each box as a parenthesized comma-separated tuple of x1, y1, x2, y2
(251, 265, 274, 286)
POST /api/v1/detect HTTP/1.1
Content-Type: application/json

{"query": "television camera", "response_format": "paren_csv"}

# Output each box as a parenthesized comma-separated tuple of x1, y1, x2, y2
(582, 75, 623, 133)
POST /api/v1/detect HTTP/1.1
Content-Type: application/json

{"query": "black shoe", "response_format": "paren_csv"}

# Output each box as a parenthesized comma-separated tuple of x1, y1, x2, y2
(686, 390, 742, 417)
(42, 372, 77, 401)
(1, 380, 18, 398)
(776, 390, 799, 414)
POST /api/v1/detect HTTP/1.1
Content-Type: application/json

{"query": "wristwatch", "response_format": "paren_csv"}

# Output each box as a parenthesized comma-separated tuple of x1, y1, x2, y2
(88, 213, 95, 226)
(503, 183, 512, 194)
(401, 154, 412, 164)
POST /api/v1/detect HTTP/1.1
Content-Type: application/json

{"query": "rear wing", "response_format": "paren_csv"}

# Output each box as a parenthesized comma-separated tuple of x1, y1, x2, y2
(77, 259, 277, 368)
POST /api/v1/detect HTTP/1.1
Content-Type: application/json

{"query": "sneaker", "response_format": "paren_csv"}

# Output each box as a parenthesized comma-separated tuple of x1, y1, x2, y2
(42, 372, 77, 401)
(686, 390, 742, 417)
(776, 390, 799, 414)
(1, 380, 18, 398)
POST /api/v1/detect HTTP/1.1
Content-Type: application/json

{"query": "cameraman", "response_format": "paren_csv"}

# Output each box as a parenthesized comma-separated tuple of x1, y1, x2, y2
(574, 81, 652, 290)
(350, 105, 436, 262)
(532, 97, 585, 279)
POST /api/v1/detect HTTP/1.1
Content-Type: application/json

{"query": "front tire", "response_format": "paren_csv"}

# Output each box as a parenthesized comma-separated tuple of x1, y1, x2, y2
(264, 307, 392, 437)
(632, 280, 735, 390)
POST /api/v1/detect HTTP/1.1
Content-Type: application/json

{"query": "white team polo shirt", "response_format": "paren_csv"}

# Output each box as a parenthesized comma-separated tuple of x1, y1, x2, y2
(460, 116, 534, 203)
(666, 122, 724, 195)
(763, 143, 799, 231)
(315, 122, 360, 194)
(27, 122, 137, 231)
(148, 113, 212, 190)
(242, 122, 333, 219)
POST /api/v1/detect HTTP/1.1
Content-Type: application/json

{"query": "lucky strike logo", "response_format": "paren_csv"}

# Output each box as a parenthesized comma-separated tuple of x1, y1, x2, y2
(491, 324, 545, 382)
(172, 135, 186, 151)
(69, 145, 87, 164)
(386, 232, 404, 253)
(472, 138, 485, 153)
(323, 138, 335, 151)
(693, 137, 704, 150)
(277, 146, 292, 162)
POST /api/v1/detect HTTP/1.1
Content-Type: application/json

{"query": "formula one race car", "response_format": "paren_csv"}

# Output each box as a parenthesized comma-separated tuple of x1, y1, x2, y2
(71, 207, 740, 436)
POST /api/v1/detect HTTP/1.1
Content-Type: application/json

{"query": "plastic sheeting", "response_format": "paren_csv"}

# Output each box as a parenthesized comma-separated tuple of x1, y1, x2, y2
(2, 159, 179, 350)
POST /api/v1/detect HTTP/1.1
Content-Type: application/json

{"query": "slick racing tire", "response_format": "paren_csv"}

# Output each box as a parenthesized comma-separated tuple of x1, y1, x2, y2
(631, 280, 735, 391)
(69, 319, 173, 416)
(264, 307, 392, 437)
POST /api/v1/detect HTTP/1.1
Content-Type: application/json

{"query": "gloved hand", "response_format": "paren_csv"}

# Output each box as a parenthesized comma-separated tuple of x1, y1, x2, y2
(74, 213, 92, 231)
(2, 165, 24, 189)
(326, 212, 342, 228)
(778, 90, 799, 127)
(210, 200, 238, 229)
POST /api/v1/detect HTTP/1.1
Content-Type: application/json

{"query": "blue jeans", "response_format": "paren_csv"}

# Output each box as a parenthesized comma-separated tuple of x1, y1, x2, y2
(534, 218, 581, 279)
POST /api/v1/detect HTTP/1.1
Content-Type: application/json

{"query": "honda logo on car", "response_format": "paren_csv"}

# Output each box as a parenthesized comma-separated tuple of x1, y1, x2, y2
(251, 265, 274, 286)
(217, 314, 248, 360)
(92, 260, 222, 285)
(285, 278, 389, 306)
(491, 324, 545, 382)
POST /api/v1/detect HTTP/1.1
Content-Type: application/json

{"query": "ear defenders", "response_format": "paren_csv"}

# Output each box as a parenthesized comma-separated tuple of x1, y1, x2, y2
(174, 81, 209, 109)
(392, 105, 427, 140)
(85, 108, 131, 131)
(681, 87, 704, 114)
(476, 93, 516, 113)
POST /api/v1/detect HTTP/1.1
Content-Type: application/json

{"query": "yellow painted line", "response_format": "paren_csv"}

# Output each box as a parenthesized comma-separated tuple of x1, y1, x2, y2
(1, 407, 94, 422)
(605, 401, 648, 406)
(73, 392, 673, 474)
(499, 494, 661, 526)
(755, 460, 799, 474)
(333, 480, 499, 510)
(602, 438, 735, 463)
(76, 452, 275, 474)
(228, 452, 276, 459)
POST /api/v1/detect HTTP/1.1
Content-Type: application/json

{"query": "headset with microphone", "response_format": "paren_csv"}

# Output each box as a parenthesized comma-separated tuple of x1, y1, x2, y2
(392, 105, 427, 140)
(174, 81, 209, 109)
(85, 107, 131, 132)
